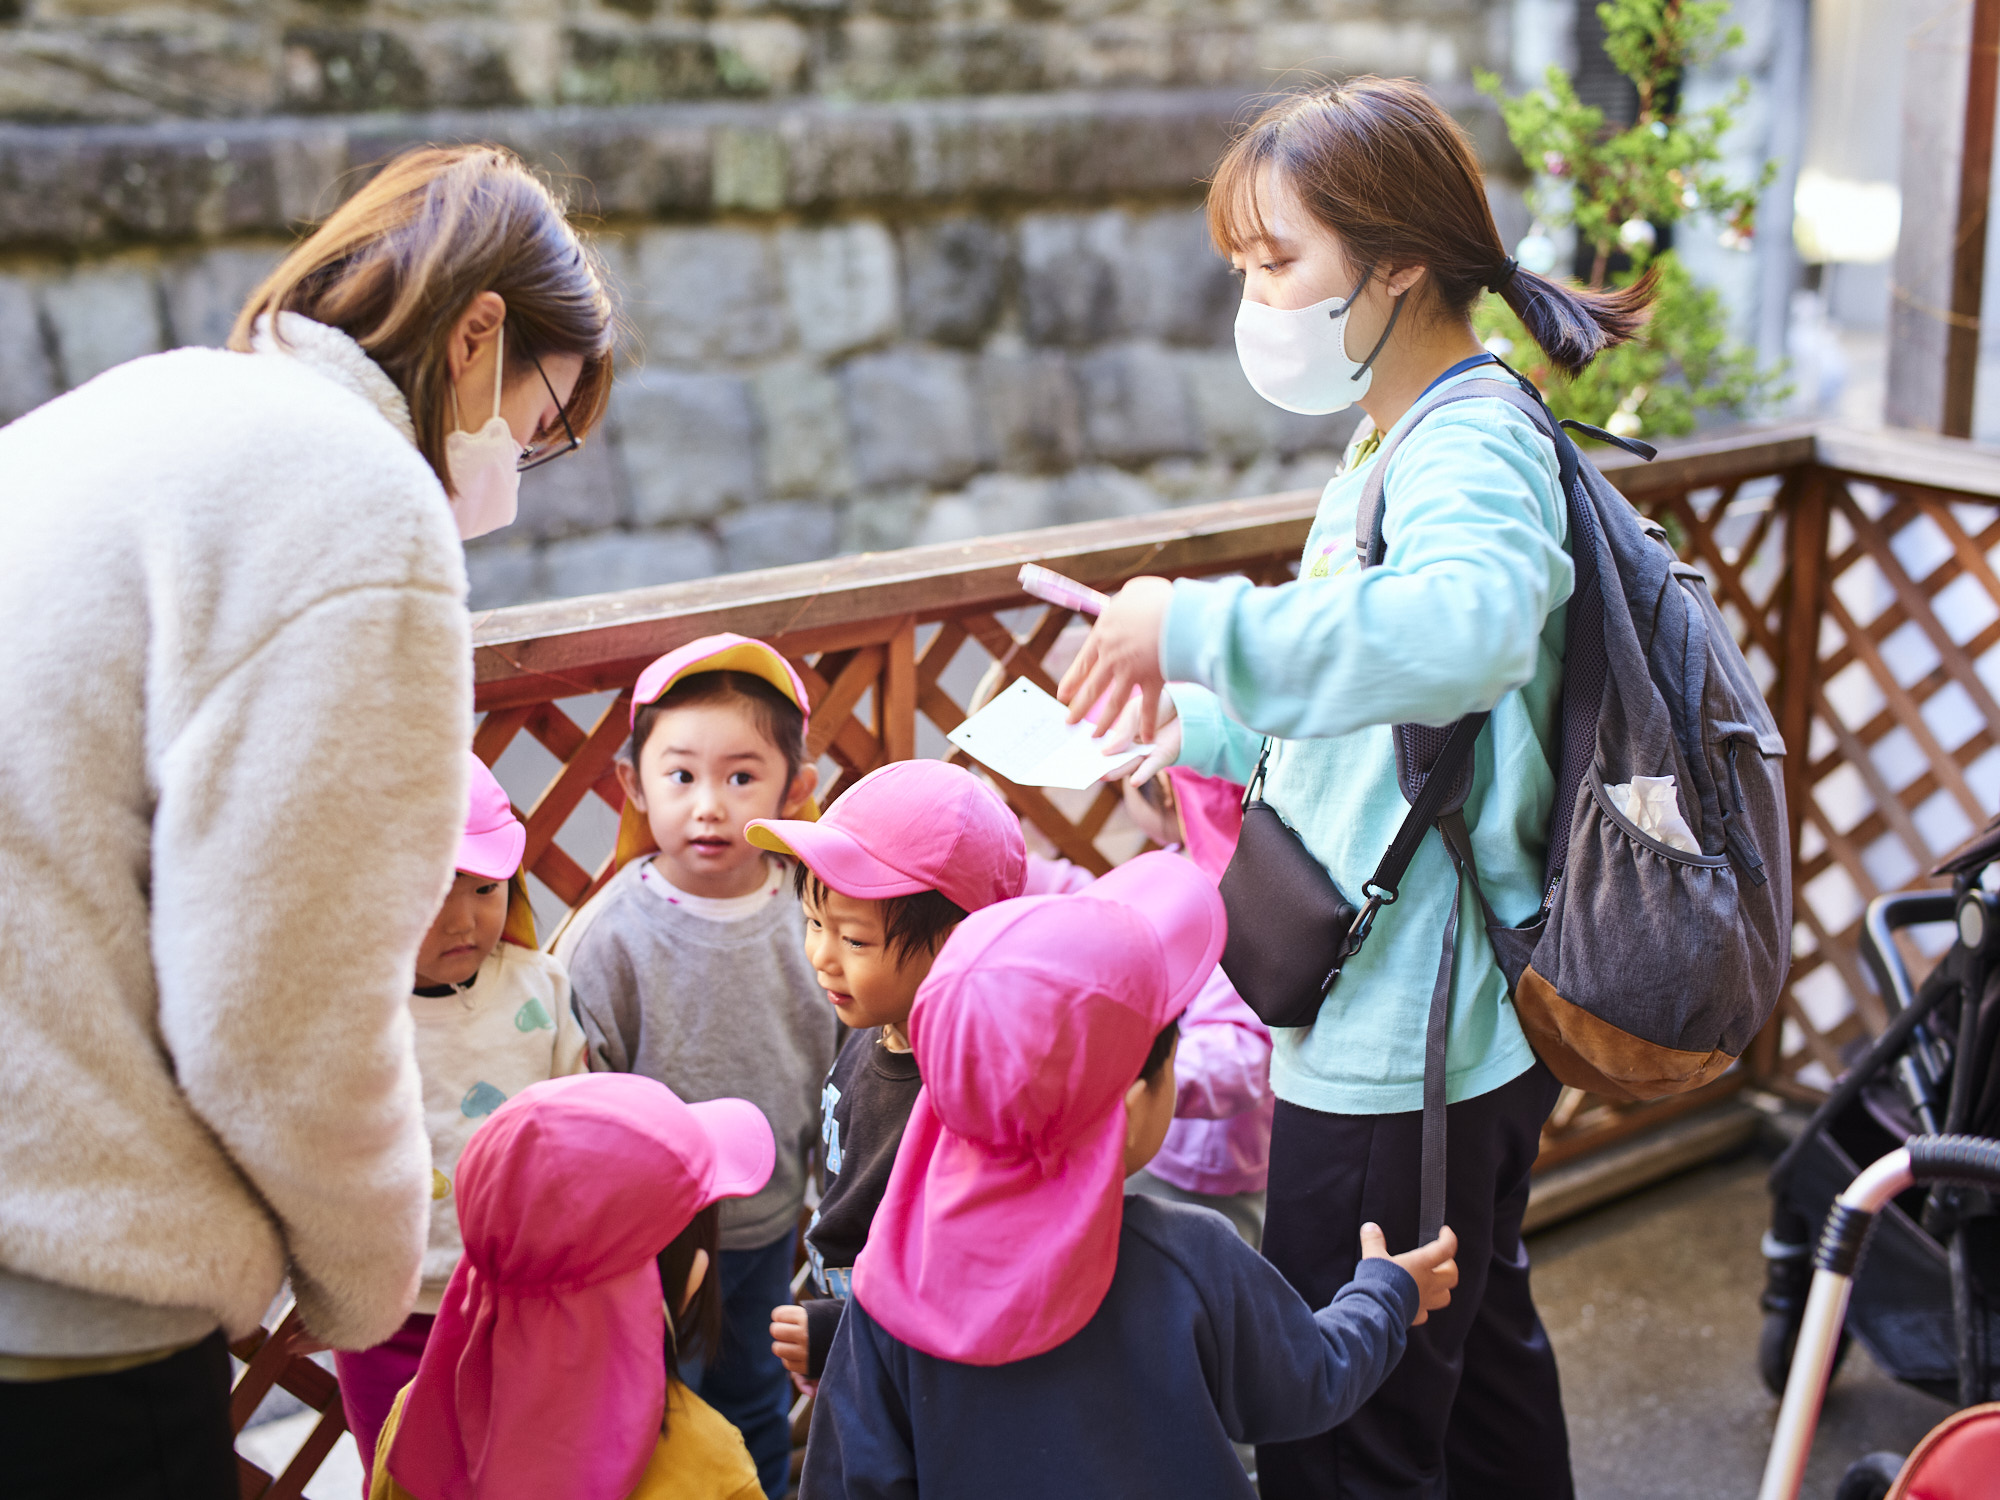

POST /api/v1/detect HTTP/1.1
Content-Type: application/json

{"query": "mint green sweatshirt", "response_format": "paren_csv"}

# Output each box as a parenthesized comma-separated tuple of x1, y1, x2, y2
(1165, 368, 1572, 1115)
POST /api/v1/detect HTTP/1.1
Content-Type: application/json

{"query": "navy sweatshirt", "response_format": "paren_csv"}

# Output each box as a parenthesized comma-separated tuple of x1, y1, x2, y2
(799, 1193, 1417, 1498)
(802, 1028, 924, 1377)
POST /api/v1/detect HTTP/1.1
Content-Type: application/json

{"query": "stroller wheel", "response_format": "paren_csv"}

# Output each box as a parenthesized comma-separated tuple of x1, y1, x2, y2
(1832, 1451, 1903, 1500)
(1757, 1307, 1851, 1398)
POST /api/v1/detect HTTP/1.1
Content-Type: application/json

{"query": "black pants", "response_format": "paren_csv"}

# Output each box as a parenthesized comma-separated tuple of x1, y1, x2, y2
(1257, 1062, 1574, 1500)
(0, 1330, 236, 1500)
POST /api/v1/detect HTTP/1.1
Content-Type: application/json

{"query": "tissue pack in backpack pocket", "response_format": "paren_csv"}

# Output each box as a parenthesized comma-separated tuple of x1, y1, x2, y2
(1603, 775, 1700, 854)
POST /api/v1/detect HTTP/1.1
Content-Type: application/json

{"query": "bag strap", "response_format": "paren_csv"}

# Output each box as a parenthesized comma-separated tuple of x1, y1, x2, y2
(1242, 712, 1486, 966)
(1354, 377, 1541, 571)
(1343, 370, 1556, 1247)
(1354, 372, 1654, 575)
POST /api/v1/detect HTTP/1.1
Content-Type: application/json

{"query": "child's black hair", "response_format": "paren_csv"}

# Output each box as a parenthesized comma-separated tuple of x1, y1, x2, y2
(657, 1201, 721, 1439)
(794, 863, 969, 964)
(629, 670, 807, 788)
(1138, 1019, 1180, 1086)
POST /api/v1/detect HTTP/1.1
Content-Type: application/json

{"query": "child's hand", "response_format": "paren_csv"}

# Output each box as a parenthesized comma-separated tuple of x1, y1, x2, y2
(770, 1304, 810, 1378)
(1360, 1222, 1458, 1326)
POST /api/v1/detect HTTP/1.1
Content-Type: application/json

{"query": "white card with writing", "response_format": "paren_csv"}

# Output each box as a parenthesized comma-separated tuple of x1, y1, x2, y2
(947, 677, 1153, 790)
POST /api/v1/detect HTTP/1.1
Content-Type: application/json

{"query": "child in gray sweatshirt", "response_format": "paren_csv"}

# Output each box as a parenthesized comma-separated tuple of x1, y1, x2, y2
(558, 634, 837, 1500)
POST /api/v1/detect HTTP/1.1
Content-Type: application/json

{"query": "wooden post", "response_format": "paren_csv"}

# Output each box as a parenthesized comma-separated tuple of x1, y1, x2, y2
(1888, 0, 2000, 433)
(879, 615, 917, 763)
(1757, 465, 1831, 1080)
(1946, 0, 2000, 436)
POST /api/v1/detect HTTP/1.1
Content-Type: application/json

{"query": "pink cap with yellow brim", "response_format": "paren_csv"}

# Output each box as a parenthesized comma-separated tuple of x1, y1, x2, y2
(614, 634, 820, 872)
(629, 634, 811, 728)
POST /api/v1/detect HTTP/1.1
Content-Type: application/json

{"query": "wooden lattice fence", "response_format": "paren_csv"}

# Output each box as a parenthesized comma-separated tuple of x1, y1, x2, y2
(229, 420, 2000, 1494)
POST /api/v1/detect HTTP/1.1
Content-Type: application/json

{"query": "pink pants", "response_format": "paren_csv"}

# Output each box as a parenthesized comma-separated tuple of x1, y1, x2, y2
(333, 1312, 435, 1497)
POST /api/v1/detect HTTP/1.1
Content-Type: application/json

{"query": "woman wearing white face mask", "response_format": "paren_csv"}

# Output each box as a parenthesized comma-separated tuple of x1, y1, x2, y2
(0, 145, 611, 1498)
(1060, 79, 1654, 1500)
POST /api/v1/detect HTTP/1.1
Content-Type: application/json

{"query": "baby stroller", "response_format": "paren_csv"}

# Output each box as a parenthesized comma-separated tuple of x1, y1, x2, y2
(1758, 1135, 2000, 1499)
(1757, 818, 2000, 1495)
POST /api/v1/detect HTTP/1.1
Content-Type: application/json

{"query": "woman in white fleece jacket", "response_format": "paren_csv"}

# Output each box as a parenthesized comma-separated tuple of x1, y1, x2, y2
(0, 146, 613, 1499)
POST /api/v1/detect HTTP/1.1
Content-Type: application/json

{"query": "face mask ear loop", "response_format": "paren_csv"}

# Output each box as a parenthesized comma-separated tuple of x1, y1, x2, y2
(1324, 263, 1376, 320)
(1351, 289, 1407, 383)
(490, 324, 508, 426)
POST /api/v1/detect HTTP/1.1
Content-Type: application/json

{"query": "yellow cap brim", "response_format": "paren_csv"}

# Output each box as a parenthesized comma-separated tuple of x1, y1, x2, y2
(636, 641, 808, 718)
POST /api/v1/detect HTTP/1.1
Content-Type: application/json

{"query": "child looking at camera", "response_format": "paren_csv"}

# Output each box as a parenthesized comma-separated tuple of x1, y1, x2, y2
(560, 635, 838, 1500)
(335, 753, 587, 1492)
(371, 1072, 776, 1500)
(745, 760, 1026, 1383)
(799, 853, 1458, 1499)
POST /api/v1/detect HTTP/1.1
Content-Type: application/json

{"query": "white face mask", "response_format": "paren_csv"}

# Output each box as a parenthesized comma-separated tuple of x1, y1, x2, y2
(1233, 268, 1405, 415)
(444, 325, 522, 541)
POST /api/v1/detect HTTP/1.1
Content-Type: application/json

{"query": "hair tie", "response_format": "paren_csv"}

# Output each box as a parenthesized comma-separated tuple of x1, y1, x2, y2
(1488, 257, 1519, 294)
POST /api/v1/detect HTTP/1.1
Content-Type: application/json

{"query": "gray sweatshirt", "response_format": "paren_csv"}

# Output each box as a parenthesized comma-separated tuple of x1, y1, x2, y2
(567, 876, 839, 1250)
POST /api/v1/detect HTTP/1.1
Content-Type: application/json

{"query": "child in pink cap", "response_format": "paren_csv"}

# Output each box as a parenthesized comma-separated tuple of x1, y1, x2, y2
(333, 751, 586, 1494)
(799, 852, 1460, 1499)
(371, 1072, 776, 1500)
(559, 634, 836, 1498)
(742, 759, 1026, 1385)
(1021, 767, 1274, 1247)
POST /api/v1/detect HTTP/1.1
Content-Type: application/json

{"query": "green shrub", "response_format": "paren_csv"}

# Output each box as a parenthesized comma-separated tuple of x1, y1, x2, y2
(1473, 0, 1786, 436)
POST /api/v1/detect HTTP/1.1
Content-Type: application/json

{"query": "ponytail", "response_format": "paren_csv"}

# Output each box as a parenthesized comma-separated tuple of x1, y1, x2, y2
(1493, 260, 1657, 378)
(1208, 78, 1654, 379)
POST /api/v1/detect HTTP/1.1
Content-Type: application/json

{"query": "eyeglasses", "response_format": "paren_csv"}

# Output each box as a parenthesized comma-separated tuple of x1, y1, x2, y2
(516, 352, 582, 473)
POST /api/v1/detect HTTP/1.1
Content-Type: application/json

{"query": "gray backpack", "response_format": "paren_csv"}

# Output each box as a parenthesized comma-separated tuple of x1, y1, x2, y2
(1357, 373, 1792, 1128)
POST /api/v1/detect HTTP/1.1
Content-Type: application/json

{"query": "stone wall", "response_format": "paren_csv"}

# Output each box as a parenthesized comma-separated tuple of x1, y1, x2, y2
(0, 0, 1504, 124)
(1, 88, 1538, 608)
(468, 192, 1363, 607)
(0, 0, 1545, 611)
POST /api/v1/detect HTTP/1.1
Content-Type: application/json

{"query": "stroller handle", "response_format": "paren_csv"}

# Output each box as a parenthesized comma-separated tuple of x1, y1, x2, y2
(1757, 1136, 2000, 1500)
(1860, 891, 1955, 1018)
(1906, 1134, 2000, 1190)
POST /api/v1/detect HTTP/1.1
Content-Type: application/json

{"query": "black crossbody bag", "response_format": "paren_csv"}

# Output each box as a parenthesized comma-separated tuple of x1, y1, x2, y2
(1216, 710, 1488, 1247)
(1218, 712, 1486, 1032)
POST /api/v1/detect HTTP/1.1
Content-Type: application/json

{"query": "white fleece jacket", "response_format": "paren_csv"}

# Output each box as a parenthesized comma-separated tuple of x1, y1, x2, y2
(0, 315, 470, 1355)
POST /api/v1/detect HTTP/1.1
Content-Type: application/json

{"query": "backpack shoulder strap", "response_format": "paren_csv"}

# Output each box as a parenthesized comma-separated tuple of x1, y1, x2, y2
(1353, 377, 1558, 570)
(1351, 376, 1559, 814)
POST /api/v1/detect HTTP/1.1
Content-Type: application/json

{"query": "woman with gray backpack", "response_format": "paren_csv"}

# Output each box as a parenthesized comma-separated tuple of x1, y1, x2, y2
(1062, 77, 1790, 1499)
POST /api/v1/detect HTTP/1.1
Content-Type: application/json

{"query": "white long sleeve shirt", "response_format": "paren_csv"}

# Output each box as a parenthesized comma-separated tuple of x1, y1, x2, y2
(411, 942, 588, 1312)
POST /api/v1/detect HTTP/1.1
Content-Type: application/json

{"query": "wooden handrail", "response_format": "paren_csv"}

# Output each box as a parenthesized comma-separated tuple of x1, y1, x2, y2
(473, 488, 1324, 710)
(1811, 421, 2000, 500)
(1589, 422, 1818, 500)
(473, 422, 2000, 713)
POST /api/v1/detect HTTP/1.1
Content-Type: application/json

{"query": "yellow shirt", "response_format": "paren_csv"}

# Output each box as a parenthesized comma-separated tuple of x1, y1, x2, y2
(369, 1380, 764, 1500)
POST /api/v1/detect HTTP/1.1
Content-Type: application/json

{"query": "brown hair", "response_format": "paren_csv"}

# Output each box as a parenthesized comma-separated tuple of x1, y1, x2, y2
(1139, 1019, 1179, 1086)
(794, 865, 970, 964)
(230, 145, 616, 492)
(1209, 77, 1654, 378)
(630, 671, 808, 789)
(657, 1202, 721, 1439)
